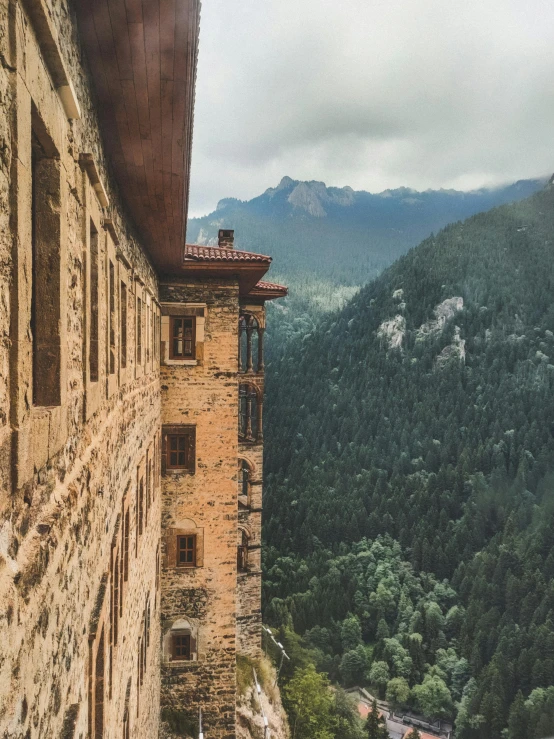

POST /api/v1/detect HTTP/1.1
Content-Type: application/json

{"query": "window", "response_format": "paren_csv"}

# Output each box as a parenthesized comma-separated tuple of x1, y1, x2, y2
(123, 509, 129, 581)
(89, 220, 99, 382)
(239, 384, 261, 442)
(177, 535, 197, 567)
(145, 453, 150, 528)
(239, 313, 263, 373)
(94, 628, 105, 738)
(138, 477, 144, 536)
(111, 548, 119, 646)
(239, 459, 251, 498)
(238, 530, 249, 573)
(169, 316, 195, 359)
(166, 525, 203, 569)
(168, 436, 187, 468)
(120, 282, 127, 368)
(119, 281, 127, 369)
(136, 297, 142, 365)
(31, 107, 62, 406)
(109, 261, 115, 374)
(172, 634, 191, 661)
(162, 427, 196, 473)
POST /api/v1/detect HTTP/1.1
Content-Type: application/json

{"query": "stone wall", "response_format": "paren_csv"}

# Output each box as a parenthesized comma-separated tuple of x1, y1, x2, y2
(236, 302, 265, 658)
(0, 1, 162, 735)
(237, 440, 263, 657)
(0, 4, 275, 737)
(159, 277, 241, 739)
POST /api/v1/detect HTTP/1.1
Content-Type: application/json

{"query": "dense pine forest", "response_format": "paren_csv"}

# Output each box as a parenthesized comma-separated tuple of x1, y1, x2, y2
(262, 182, 554, 737)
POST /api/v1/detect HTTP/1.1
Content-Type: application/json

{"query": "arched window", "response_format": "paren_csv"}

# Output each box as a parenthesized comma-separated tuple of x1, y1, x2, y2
(237, 529, 249, 573)
(239, 384, 261, 442)
(163, 618, 198, 663)
(238, 458, 252, 508)
(239, 313, 264, 373)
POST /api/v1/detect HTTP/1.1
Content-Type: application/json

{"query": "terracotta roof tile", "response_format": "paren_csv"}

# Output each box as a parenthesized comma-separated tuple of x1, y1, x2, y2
(253, 280, 288, 293)
(184, 244, 272, 264)
(402, 731, 441, 739)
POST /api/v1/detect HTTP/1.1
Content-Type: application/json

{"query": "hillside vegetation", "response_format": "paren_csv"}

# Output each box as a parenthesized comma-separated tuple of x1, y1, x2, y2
(263, 183, 554, 738)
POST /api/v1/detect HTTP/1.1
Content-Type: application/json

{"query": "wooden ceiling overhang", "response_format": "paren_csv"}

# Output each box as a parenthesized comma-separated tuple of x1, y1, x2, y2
(75, 0, 200, 273)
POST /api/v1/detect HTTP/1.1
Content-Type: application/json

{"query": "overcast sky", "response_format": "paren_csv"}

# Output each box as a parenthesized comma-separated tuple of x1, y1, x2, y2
(188, 0, 554, 217)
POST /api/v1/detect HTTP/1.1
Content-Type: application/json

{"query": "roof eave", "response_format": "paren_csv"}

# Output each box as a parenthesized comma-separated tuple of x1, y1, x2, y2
(178, 261, 270, 294)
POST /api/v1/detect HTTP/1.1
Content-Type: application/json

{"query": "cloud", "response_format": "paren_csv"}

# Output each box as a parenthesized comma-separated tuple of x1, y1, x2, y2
(188, 0, 554, 217)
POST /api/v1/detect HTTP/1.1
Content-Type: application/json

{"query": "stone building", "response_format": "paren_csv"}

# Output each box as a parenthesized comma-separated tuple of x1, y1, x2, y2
(0, 1, 286, 737)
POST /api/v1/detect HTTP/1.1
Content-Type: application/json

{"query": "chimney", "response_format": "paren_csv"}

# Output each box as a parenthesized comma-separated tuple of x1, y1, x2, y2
(218, 229, 234, 248)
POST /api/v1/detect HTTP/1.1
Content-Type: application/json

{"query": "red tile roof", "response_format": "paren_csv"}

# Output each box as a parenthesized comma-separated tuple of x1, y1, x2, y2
(403, 730, 440, 739)
(184, 244, 272, 264)
(357, 703, 384, 720)
(254, 280, 288, 291)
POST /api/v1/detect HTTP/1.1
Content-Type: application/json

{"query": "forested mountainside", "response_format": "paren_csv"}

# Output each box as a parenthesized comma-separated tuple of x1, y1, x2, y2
(187, 176, 545, 285)
(262, 182, 554, 738)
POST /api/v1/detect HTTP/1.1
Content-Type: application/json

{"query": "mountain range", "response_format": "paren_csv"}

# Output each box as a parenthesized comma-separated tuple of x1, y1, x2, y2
(187, 176, 546, 286)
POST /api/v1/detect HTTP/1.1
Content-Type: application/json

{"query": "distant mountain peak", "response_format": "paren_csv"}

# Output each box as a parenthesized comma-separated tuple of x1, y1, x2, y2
(264, 176, 298, 198)
(262, 178, 356, 217)
(216, 196, 241, 211)
(287, 181, 328, 217)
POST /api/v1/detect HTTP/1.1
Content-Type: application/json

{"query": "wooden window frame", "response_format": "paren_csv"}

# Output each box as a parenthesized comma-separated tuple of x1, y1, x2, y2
(171, 633, 192, 661)
(177, 534, 197, 568)
(162, 426, 196, 475)
(169, 315, 196, 360)
(165, 527, 204, 569)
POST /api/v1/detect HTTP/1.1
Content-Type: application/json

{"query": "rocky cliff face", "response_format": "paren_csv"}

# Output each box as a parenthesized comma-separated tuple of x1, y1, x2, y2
(160, 656, 289, 739)
(236, 657, 290, 739)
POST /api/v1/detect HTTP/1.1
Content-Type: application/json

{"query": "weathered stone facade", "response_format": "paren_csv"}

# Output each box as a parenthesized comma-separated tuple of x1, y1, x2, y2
(0, 2, 285, 738)
(0, 1, 163, 736)
(157, 281, 274, 737)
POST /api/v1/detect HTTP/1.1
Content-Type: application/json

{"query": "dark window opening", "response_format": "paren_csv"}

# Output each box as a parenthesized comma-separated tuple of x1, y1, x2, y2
(109, 261, 115, 374)
(177, 535, 197, 567)
(31, 110, 62, 406)
(94, 628, 105, 739)
(169, 316, 195, 360)
(138, 478, 144, 536)
(90, 220, 99, 383)
(120, 282, 127, 369)
(238, 459, 251, 508)
(238, 530, 249, 573)
(123, 509, 129, 581)
(239, 385, 260, 442)
(136, 297, 142, 365)
(239, 314, 263, 374)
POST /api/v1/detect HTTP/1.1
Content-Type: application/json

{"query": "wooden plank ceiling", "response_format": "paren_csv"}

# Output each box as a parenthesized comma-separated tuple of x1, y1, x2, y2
(75, 0, 200, 273)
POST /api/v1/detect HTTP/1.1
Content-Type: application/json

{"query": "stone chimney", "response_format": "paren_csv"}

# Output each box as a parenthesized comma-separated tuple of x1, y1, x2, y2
(218, 229, 234, 248)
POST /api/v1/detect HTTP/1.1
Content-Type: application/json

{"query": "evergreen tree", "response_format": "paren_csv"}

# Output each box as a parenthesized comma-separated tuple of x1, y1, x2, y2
(365, 700, 388, 739)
